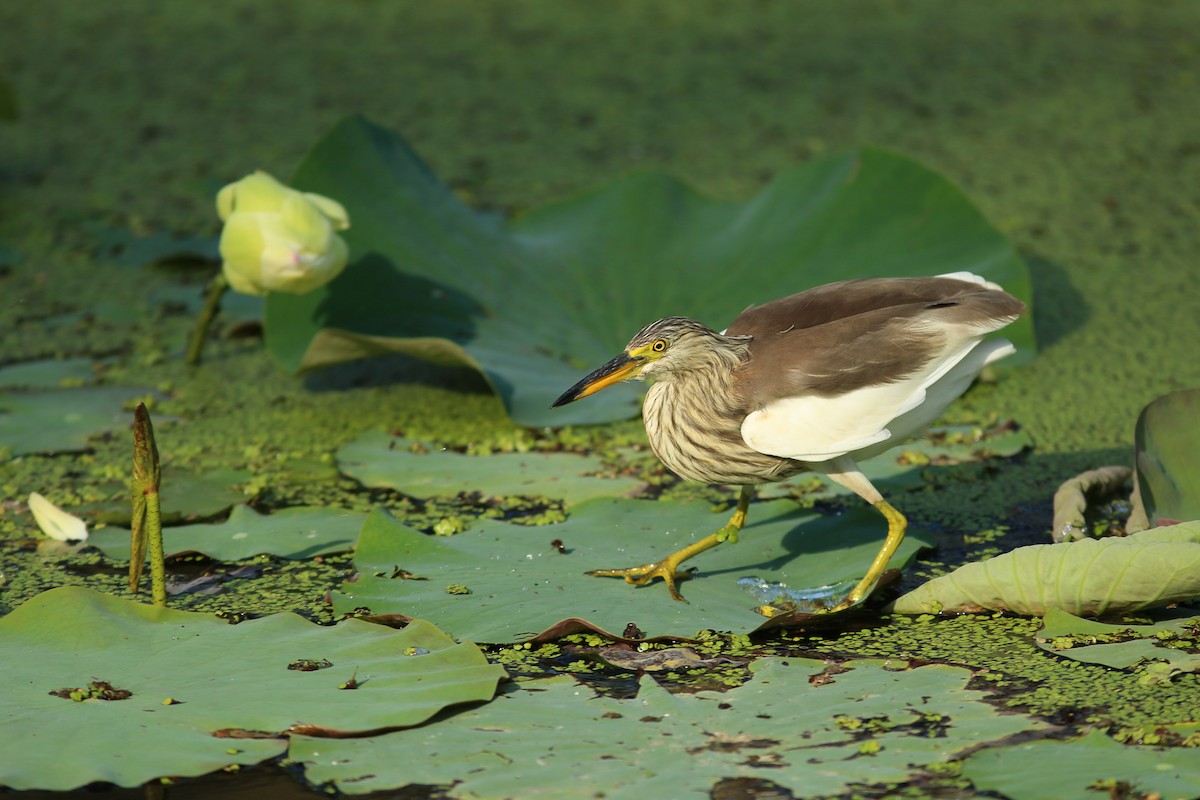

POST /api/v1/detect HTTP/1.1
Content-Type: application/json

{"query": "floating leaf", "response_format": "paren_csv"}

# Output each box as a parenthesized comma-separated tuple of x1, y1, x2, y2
(0, 386, 152, 455)
(892, 522, 1200, 617)
(90, 504, 366, 561)
(84, 467, 252, 526)
(292, 657, 1048, 797)
(0, 358, 99, 389)
(335, 501, 932, 641)
(1134, 388, 1200, 528)
(1036, 608, 1200, 677)
(0, 586, 505, 791)
(266, 116, 1034, 426)
(0, 71, 16, 121)
(962, 728, 1200, 800)
(338, 430, 642, 505)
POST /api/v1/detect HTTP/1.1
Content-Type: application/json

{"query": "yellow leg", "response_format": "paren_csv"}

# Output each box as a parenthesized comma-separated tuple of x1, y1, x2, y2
(588, 485, 753, 601)
(841, 499, 907, 607)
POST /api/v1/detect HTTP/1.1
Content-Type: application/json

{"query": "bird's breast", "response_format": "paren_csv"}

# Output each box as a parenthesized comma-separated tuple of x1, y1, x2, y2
(642, 377, 803, 486)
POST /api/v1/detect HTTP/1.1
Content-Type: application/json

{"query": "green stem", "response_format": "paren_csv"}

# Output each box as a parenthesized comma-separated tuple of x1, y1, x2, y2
(146, 491, 166, 607)
(185, 272, 228, 366)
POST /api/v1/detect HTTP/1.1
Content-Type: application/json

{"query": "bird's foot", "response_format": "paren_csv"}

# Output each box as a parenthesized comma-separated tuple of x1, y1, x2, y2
(586, 560, 696, 602)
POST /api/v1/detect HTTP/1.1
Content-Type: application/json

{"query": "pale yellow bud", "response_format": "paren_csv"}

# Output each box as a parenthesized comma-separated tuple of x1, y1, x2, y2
(216, 171, 350, 296)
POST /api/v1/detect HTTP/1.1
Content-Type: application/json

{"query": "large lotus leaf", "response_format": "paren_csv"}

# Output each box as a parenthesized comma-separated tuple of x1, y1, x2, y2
(266, 116, 1034, 426)
(0, 386, 151, 455)
(1135, 388, 1200, 527)
(89, 505, 366, 561)
(335, 501, 933, 641)
(891, 521, 1200, 617)
(962, 728, 1200, 800)
(291, 656, 1048, 797)
(0, 586, 505, 791)
(1036, 608, 1200, 675)
(338, 430, 642, 504)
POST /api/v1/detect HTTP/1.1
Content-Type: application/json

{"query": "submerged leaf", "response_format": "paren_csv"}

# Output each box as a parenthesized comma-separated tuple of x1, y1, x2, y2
(1134, 388, 1200, 528)
(0, 587, 505, 791)
(891, 522, 1200, 616)
(267, 116, 1034, 426)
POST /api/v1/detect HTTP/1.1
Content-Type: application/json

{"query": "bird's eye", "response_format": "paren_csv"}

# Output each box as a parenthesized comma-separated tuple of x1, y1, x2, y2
(651, 339, 667, 353)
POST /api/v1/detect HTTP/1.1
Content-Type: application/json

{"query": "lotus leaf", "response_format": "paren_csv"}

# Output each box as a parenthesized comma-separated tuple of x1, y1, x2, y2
(89, 504, 366, 561)
(962, 728, 1200, 800)
(0, 586, 505, 791)
(266, 116, 1034, 426)
(82, 467, 252, 526)
(291, 656, 1048, 797)
(1135, 388, 1200, 528)
(0, 358, 98, 389)
(1036, 608, 1200, 676)
(335, 501, 932, 641)
(0, 386, 151, 455)
(337, 430, 642, 505)
(891, 521, 1200, 616)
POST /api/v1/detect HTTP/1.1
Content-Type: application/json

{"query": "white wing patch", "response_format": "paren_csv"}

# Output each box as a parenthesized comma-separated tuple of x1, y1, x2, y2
(742, 335, 1015, 464)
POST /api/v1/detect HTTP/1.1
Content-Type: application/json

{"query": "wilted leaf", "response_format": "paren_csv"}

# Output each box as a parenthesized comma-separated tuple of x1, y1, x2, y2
(266, 116, 1034, 426)
(292, 657, 1048, 797)
(337, 430, 642, 505)
(90, 504, 365, 561)
(334, 501, 933, 641)
(892, 522, 1200, 616)
(1134, 388, 1200, 528)
(0, 586, 505, 791)
(962, 728, 1200, 800)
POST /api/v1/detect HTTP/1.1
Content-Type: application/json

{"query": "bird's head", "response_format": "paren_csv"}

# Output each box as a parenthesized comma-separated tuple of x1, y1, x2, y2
(552, 317, 745, 407)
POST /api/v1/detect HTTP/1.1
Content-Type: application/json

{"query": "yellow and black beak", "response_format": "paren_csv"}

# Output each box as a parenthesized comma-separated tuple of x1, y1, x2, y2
(552, 351, 644, 407)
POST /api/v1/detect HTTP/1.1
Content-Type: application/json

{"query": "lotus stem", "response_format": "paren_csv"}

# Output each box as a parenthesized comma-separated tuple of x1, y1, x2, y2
(185, 272, 228, 366)
(131, 402, 167, 607)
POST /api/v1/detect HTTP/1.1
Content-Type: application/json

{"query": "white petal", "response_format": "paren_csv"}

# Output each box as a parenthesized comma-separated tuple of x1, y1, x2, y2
(28, 492, 89, 542)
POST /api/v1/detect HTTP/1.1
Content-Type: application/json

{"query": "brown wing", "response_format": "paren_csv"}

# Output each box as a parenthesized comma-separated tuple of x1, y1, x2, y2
(726, 277, 1025, 408)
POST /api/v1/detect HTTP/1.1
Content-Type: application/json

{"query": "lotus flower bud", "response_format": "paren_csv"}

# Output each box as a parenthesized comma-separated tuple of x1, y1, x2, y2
(215, 171, 350, 296)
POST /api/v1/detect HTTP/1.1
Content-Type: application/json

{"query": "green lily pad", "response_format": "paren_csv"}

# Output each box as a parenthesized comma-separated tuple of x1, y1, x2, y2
(0, 386, 151, 455)
(338, 430, 642, 505)
(0, 586, 505, 791)
(335, 500, 933, 641)
(1135, 388, 1200, 527)
(962, 729, 1200, 800)
(266, 116, 1034, 426)
(292, 656, 1048, 797)
(0, 358, 99, 389)
(1036, 608, 1200, 677)
(89, 505, 367, 561)
(892, 521, 1200, 617)
(82, 467, 252, 526)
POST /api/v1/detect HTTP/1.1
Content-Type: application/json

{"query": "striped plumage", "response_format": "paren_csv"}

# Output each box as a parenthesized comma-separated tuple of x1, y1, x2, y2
(552, 272, 1026, 605)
